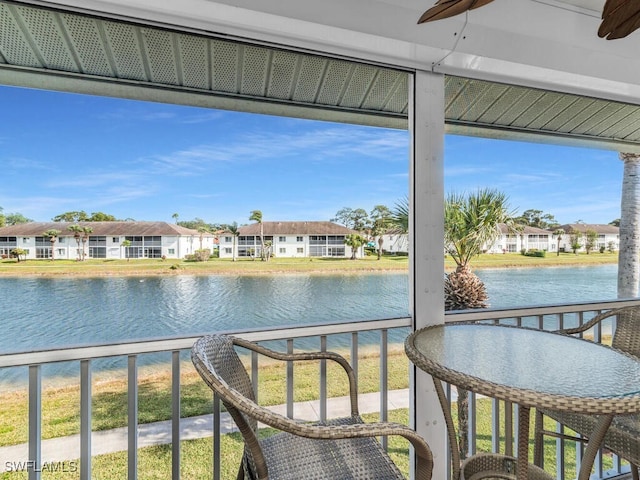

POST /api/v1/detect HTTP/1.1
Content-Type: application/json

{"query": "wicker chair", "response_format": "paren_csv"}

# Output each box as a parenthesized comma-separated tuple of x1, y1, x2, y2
(533, 305, 640, 480)
(191, 334, 434, 480)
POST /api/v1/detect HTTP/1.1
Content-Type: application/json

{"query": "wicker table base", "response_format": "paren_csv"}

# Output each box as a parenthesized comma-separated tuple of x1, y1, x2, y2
(461, 454, 554, 480)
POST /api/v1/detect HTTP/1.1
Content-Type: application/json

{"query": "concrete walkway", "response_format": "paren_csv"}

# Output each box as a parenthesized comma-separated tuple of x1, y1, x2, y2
(0, 389, 409, 466)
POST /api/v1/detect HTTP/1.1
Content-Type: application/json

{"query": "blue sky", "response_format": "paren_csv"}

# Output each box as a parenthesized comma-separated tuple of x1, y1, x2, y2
(0, 85, 623, 226)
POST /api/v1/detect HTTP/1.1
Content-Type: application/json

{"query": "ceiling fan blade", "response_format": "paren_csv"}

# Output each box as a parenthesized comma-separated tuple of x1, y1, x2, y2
(602, 0, 627, 18)
(600, 12, 640, 39)
(599, 1, 640, 39)
(469, 0, 495, 10)
(417, 0, 491, 24)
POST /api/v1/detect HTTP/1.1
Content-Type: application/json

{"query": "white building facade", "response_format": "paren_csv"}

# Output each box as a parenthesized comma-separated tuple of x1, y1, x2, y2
(0, 222, 213, 260)
(378, 233, 409, 255)
(557, 224, 620, 253)
(218, 221, 363, 259)
(484, 224, 554, 254)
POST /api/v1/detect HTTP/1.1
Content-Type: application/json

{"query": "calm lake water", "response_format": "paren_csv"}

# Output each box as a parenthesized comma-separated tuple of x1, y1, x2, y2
(0, 264, 619, 383)
(0, 264, 620, 352)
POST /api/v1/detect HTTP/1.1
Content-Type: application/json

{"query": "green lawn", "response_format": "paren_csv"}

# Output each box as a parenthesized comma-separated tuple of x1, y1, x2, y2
(0, 403, 610, 480)
(0, 251, 617, 277)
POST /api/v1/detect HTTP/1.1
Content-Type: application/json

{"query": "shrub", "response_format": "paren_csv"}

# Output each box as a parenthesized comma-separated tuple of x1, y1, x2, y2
(193, 249, 211, 262)
(523, 249, 546, 258)
(599, 246, 606, 253)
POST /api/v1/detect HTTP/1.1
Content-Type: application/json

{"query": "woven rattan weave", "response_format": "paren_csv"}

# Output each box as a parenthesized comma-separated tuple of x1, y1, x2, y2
(406, 321, 640, 480)
(460, 453, 553, 480)
(191, 334, 434, 480)
(534, 305, 640, 480)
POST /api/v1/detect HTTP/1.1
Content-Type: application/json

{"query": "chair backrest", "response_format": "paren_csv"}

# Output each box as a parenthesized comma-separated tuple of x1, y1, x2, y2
(191, 334, 266, 479)
(612, 306, 640, 358)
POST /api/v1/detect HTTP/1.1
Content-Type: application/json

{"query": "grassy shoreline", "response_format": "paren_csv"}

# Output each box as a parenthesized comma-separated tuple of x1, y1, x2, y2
(0, 252, 618, 277)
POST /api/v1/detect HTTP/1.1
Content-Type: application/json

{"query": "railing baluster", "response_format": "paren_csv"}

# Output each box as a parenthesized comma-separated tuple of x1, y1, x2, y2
(128, 355, 138, 480)
(505, 401, 513, 457)
(320, 335, 327, 423)
(287, 339, 293, 419)
(213, 393, 221, 480)
(491, 399, 500, 453)
(556, 423, 566, 480)
(28, 365, 41, 480)
(380, 329, 388, 450)
(351, 332, 359, 385)
(80, 360, 91, 480)
(251, 350, 258, 402)
(171, 351, 180, 480)
(469, 391, 477, 456)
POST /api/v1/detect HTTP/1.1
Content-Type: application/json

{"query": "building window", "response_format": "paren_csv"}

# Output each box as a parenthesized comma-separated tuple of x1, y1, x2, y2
(168, 248, 175, 255)
(23, 238, 28, 243)
(224, 248, 232, 254)
(279, 236, 286, 242)
(297, 247, 303, 254)
(89, 246, 106, 258)
(0, 237, 17, 249)
(297, 236, 303, 242)
(146, 247, 162, 258)
(35, 237, 49, 247)
(225, 237, 232, 243)
(112, 237, 119, 243)
(279, 248, 286, 254)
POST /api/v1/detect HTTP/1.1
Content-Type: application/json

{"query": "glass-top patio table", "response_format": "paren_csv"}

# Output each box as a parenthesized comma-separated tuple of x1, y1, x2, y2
(405, 322, 640, 480)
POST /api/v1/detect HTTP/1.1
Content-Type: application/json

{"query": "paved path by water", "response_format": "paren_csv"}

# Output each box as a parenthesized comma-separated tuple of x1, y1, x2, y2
(0, 389, 410, 468)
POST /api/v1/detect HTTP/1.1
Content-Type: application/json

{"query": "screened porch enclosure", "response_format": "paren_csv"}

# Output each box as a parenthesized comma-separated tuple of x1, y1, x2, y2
(3, 0, 640, 479)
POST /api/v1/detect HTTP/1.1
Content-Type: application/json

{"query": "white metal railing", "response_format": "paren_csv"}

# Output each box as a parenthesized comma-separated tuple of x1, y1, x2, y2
(1, 299, 639, 480)
(0, 317, 411, 480)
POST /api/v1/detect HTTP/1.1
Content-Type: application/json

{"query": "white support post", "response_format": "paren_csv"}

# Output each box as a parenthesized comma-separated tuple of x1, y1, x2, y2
(409, 69, 446, 479)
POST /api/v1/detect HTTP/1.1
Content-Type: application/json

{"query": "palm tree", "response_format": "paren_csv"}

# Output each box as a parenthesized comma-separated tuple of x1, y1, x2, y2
(370, 205, 393, 260)
(249, 210, 265, 261)
(391, 196, 409, 234)
(553, 228, 565, 256)
(619, 152, 640, 298)
(121, 239, 131, 261)
(67, 224, 83, 261)
(197, 225, 209, 250)
(43, 229, 61, 261)
(264, 240, 273, 261)
(172, 213, 179, 224)
(10, 247, 26, 262)
(444, 188, 514, 311)
(227, 222, 239, 262)
(344, 233, 366, 260)
(80, 226, 93, 261)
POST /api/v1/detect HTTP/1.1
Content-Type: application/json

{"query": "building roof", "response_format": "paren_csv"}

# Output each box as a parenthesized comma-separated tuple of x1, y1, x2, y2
(558, 224, 620, 234)
(498, 224, 551, 235)
(0, 221, 207, 237)
(238, 221, 357, 236)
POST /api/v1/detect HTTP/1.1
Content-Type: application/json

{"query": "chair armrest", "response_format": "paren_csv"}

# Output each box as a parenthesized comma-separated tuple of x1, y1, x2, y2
(556, 306, 636, 335)
(228, 386, 433, 480)
(232, 336, 359, 416)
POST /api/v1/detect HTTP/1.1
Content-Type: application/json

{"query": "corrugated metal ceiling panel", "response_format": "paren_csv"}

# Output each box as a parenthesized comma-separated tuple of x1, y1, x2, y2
(2, 1, 640, 150)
